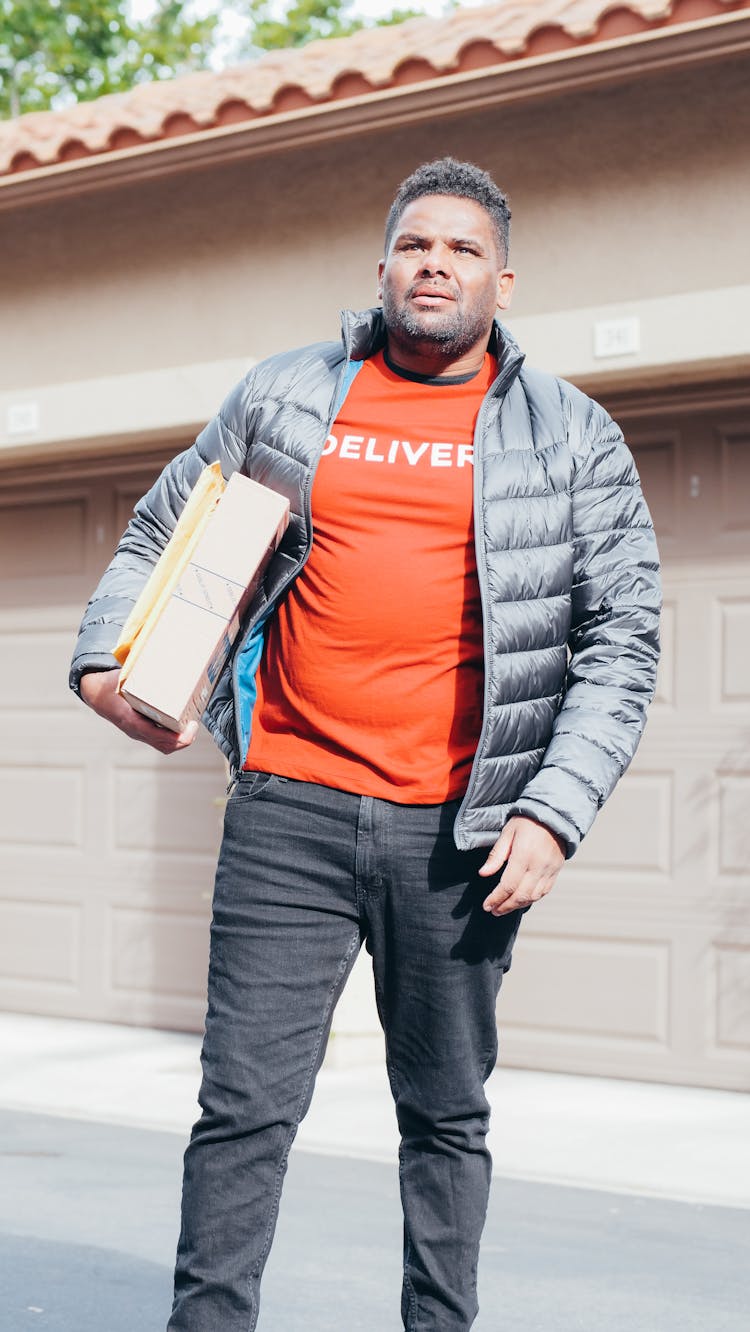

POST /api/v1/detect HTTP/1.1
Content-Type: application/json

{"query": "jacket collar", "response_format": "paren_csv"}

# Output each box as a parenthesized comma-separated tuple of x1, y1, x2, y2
(339, 306, 525, 394)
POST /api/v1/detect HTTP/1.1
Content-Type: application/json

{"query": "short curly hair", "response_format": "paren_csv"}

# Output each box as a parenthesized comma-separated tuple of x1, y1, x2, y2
(384, 157, 511, 263)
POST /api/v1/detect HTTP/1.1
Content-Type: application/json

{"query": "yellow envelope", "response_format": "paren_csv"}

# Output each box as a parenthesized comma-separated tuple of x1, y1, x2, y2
(114, 461, 226, 683)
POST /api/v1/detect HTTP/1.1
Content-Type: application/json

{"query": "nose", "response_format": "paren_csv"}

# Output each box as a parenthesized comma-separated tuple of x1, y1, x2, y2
(419, 242, 452, 278)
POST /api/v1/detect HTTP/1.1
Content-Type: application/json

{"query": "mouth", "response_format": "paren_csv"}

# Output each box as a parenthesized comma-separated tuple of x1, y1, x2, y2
(409, 287, 456, 305)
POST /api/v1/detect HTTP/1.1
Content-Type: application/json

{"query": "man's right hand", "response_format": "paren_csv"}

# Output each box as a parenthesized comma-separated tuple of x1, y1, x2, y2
(80, 669, 198, 755)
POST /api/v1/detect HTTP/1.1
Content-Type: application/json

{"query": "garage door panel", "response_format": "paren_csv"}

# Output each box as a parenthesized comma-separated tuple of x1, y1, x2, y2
(629, 432, 681, 544)
(561, 748, 741, 906)
(0, 763, 85, 848)
(499, 932, 671, 1046)
(659, 571, 750, 717)
(0, 899, 81, 986)
(574, 769, 673, 878)
(718, 426, 750, 535)
(111, 762, 224, 857)
(506, 909, 750, 1089)
(0, 494, 89, 578)
(0, 628, 81, 709)
(716, 596, 750, 705)
(711, 942, 750, 1054)
(109, 906, 210, 1001)
(716, 773, 750, 877)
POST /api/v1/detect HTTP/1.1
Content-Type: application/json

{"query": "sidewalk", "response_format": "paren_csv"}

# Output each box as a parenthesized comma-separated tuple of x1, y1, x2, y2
(1, 1012, 749, 1208)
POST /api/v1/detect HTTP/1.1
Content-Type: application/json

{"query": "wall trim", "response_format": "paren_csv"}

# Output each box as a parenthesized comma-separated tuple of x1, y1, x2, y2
(2, 285, 749, 468)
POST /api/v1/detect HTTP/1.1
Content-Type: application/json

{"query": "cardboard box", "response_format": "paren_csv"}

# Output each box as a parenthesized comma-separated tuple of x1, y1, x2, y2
(116, 469, 289, 732)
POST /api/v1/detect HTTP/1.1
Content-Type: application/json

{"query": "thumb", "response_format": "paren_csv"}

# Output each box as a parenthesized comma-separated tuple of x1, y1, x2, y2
(478, 823, 515, 877)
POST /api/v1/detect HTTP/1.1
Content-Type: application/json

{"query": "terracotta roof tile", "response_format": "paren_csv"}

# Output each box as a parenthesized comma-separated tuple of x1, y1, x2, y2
(0, 0, 746, 175)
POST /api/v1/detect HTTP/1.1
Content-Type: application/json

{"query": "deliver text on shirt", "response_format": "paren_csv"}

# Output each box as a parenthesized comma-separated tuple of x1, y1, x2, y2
(322, 434, 474, 468)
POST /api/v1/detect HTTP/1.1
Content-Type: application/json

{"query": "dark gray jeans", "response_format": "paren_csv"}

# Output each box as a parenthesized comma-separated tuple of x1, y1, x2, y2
(168, 772, 524, 1331)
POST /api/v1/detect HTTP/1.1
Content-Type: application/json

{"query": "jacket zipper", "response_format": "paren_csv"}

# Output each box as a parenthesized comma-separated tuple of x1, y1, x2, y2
(452, 387, 494, 848)
(453, 354, 523, 848)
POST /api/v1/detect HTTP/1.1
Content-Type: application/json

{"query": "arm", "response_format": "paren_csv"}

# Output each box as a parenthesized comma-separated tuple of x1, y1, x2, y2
(481, 400, 661, 913)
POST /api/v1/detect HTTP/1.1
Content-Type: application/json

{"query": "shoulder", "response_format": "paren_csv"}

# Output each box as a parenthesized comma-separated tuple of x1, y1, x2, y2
(251, 339, 345, 393)
(515, 364, 639, 493)
(518, 365, 611, 449)
(219, 339, 345, 435)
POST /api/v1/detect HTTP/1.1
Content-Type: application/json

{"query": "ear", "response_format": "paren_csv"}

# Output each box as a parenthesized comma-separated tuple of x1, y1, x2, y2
(496, 268, 515, 312)
(377, 258, 385, 301)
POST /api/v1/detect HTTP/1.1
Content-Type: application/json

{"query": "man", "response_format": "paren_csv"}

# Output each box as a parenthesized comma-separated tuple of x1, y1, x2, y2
(71, 158, 660, 1330)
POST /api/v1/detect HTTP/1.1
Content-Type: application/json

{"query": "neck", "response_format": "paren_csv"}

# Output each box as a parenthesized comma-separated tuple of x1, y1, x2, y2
(383, 335, 489, 380)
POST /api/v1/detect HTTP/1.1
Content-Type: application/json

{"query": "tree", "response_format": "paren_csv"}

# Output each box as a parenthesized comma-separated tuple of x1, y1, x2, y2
(243, 0, 425, 53)
(0, 0, 449, 120)
(0, 0, 218, 118)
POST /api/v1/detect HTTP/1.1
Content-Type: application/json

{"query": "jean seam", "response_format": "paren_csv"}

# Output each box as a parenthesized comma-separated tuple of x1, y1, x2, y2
(399, 1144, 420, 1330)
(229, 771, 278, 805)
(374, 970, 419, 1330)
(245, 926, 361, 1332)
(381, 1021, 419, 1332)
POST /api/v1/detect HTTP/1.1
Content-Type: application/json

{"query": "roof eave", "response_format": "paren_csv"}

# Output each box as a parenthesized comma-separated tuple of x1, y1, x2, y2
(2, 11, 748, 212)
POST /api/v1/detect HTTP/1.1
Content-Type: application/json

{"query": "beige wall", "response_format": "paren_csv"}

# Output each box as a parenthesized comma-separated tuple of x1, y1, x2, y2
(2, 59, 749, 395)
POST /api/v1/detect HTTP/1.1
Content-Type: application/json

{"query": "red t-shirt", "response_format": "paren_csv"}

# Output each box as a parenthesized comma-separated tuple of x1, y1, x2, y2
(244, 349, 495, 802)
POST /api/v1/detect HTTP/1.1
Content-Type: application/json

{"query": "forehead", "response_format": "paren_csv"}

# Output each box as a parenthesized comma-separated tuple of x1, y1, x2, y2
(390, 194, 496, 247)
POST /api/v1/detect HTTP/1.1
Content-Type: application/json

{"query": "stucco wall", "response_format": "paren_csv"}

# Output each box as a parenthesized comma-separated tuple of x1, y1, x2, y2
(2, 58, 748, 395)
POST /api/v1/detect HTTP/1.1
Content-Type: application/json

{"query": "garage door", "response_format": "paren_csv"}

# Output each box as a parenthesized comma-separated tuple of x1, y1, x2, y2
(2, 399, 748, 1089)
(500, 393, 750, 1090)
(0, 451, 226, 1031)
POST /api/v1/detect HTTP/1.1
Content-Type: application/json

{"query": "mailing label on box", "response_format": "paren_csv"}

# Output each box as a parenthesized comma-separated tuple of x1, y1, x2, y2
(173, 562, 246, 621)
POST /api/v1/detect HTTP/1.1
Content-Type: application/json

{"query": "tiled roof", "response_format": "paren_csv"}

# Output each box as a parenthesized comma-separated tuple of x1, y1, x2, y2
(1, 0, 746, 175)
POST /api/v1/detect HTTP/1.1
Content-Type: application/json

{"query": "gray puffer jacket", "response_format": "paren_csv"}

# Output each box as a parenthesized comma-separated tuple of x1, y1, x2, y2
(70, 308, 661, 857)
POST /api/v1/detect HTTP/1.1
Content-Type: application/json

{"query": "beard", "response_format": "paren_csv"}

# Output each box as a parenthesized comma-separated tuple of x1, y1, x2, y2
(381, 280, 495, 360)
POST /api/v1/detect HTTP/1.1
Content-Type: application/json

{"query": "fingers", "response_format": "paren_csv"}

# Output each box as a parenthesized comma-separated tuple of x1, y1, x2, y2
(80, 672, 198, 755)
(478, 823, 514, 877)
(483, 869, 555, 916)
(172, 719, 199, 750)
(119, 709, 198, 754)
(481, 816, 566, 915)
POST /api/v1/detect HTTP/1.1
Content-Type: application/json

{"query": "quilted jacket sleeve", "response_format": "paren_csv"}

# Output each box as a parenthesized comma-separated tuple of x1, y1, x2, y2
(509, 400, 661, 856)
(69, 372, 256, 696)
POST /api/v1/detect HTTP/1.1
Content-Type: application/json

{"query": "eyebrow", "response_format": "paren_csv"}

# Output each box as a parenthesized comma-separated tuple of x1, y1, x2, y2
(395, 231, 486, 251)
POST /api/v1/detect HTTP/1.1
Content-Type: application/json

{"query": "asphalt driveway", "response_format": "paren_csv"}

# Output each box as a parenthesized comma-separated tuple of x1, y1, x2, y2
(1, 1109, 748, 1332)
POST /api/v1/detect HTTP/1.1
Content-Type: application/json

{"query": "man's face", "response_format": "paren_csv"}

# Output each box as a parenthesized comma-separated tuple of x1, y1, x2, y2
(377, 194, 514, 362)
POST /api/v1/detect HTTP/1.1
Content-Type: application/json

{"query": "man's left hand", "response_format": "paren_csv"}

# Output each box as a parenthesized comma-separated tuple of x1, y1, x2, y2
(479, 816, 566, 916)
